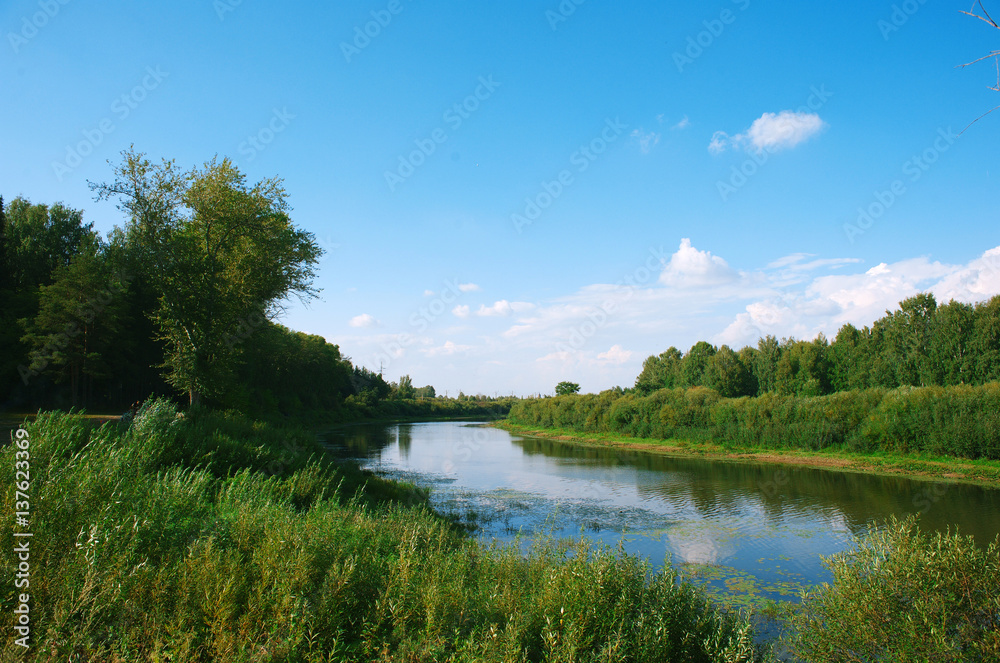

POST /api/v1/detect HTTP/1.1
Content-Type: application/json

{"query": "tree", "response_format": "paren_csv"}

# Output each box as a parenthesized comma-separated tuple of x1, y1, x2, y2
(634, 347, 682, 394)
(776, 337, 831, 397)
(555, 381, 580, 395)
(20, 236, 126, 407)
(928, 300, 976, 386)
(414, 385, 436, 399)
(394, 374, 415, 399)
(2, 197, 94, 291)
(828, 323, 870, 392)
(91, 149, 322, 405)
(703, 345, 754, 398)
(752, 335, 782, 394)
(680, 341, 716, 388)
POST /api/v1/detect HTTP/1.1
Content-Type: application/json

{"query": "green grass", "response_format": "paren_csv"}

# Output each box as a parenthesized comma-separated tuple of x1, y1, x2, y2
(1, 400, 765, 663)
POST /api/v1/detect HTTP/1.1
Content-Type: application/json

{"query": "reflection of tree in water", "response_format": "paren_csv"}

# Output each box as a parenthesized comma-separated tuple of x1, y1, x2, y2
(512, 434, 1000, 546)
(397, 424, 413, 460)
(322, 424, 398, 457)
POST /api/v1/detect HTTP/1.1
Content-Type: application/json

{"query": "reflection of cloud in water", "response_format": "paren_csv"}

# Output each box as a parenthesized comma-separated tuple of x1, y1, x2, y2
(664, 521, 738, 565)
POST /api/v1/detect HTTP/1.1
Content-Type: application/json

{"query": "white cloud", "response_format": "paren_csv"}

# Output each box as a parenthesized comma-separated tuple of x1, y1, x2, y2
(349, 313, 378, 328)
(422, 340, 473, 357)
(744, 111, 825, 152)
(452, 305, 471, 318)
(458, 283, 480, 292)
(708, 131, 730, 155)
(715, 248, 1000, 347)
(597, 345, 633, 364)
(710, 111, 826, 154)
(477, 300, 535, 317)
(423, 289, 435, 296)
(672, 115, 691, 130)
(631, 128, 661, 154)
(659, 238, 738, 288)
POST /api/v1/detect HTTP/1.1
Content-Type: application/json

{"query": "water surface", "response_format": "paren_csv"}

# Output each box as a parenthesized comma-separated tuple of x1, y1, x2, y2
(324, 421, 1000, 612)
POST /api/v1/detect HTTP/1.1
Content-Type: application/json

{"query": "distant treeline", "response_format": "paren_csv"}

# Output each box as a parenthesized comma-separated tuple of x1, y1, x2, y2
(508, 383, 1000, 460)
(509, 294, 1000, 460)
(0, 190, 502, 418)
(634, 293, 1000, 398)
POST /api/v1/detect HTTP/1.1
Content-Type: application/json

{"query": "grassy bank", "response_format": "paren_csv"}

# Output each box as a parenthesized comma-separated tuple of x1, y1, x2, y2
(1, 401, 764, 662)
(496, 421, 1000, 488)
(503, 384, 1000, 486)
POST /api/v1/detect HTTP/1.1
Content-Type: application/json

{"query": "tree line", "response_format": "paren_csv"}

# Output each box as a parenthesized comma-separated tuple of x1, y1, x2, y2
(633, 292, 1000, 398)
(0, 150, 481, 417)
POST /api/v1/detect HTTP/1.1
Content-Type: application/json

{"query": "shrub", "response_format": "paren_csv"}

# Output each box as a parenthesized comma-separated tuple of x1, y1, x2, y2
(789, 516, 1000, 662)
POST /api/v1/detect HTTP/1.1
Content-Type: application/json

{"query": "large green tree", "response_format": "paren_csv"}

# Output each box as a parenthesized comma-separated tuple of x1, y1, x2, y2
(92, 149, 322, 405)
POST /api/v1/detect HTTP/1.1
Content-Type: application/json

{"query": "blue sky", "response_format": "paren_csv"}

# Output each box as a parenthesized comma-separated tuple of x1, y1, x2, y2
(3, 0, 1000, 395)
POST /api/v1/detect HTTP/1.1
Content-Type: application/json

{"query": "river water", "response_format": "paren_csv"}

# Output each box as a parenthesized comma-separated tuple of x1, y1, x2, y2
(323, 420, 1000, 615)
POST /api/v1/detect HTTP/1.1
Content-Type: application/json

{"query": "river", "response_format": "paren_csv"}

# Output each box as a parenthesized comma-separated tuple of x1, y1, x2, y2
(323, 420, 1000, 617)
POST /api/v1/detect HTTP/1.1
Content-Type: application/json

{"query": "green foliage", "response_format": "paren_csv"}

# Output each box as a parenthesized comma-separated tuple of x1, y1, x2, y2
(555, 381, 580, 396)
(0, 403, 766, 662)
(789, 516, 1000, 662)
(91, 149, 322, 405)
(511, 383, 1000, 460)
(631, 293, 1000, 400)
(19, 236, 127, 407)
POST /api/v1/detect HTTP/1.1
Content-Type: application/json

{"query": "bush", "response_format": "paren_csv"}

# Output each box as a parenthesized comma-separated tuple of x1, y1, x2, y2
(789, 516, 1000, 662)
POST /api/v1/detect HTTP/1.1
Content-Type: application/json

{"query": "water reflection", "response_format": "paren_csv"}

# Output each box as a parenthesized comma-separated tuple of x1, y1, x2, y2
(322, 421, 1000, 609)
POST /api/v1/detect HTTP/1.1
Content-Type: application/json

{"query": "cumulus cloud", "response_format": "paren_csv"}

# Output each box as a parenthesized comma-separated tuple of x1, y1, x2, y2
(477, 300, 535, 317)
(452, 305, 471, 318)
(597, 345, 633, 364)
(458, 283, 480, 292)
(710, 111, 826, 154)
(672, 115, 691, 130)
(631, 128, 661, 154)
(715, 247, 1000, 347)
(659, 238, 738, 288)
(349, 313, 378, 328)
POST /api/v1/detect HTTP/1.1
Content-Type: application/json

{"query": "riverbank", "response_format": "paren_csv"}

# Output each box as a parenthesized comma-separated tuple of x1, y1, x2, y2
(0, 401, 765, 662)
(495, 420, 1000, 488)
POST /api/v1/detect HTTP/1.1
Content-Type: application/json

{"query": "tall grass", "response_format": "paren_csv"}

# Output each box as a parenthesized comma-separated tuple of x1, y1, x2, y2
(1, 400, 765, 662)
(508, 383, 1000, 460)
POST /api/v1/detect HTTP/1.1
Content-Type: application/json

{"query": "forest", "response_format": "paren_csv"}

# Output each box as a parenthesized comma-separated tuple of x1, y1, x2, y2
(632, 293, 1000, 398)
(508, 293, 1000, 461)
(0, 151, 508, 421)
